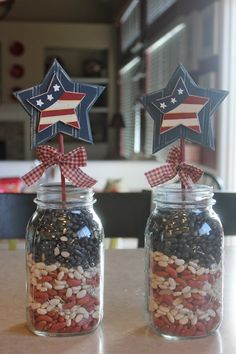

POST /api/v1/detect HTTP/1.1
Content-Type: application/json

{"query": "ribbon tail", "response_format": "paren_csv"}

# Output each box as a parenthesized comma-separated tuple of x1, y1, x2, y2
(184, 164, 203, 183)
(180, 163, 203, 188)
(22, 164, 46, 186)
(145, 164, 176, 187)
(178, 169, 194, 189)
(166, 146, 182, 165)
(64, 146, 87, 169)
(61, 166, 97, 188)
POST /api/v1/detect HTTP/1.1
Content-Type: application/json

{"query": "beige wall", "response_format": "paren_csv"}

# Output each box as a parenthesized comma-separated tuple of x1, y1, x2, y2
(0, 21, 114, 102)
(0, 21, 116, 159)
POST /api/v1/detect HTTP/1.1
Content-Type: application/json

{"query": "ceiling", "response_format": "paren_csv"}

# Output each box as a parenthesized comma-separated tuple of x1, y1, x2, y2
(1, 0, 128, 23)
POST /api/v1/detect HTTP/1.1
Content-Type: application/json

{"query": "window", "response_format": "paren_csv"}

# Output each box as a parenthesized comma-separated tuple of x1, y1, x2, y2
(146, 0, 177, 25)
(199, 2, 219, 59)
(121, 0, 141, 52)
(144, 23, 187, 158)
(218, 0, 236, 190)
(120, 57, 141, 158)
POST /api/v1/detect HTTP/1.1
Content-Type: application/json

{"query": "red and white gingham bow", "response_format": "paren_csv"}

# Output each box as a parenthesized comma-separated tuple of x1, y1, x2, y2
(22, 145, 97, 188)
(145, 146, 203, 188)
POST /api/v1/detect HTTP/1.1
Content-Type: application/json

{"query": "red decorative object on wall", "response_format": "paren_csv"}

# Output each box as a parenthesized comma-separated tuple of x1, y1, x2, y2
(9, 41, 25, 56)
(9, 64, 24, 78)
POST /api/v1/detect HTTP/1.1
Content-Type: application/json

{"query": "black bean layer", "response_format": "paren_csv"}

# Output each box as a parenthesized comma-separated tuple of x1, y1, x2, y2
(146, 207, 223, 268)
(26, 208, 103, 268)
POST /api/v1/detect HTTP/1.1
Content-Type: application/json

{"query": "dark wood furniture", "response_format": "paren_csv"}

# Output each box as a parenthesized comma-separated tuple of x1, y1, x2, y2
(214, 192, 236, 235)
(95, 191, 151, 247)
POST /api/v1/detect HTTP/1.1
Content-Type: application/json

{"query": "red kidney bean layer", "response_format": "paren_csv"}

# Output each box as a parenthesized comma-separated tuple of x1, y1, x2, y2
(27, 255, 101, 335)
(148, 251, 222, 337)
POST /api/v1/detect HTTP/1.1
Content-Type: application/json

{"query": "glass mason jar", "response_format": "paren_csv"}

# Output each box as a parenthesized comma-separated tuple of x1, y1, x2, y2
(145, 185, 223, 339)
(26, 184, 104, 336)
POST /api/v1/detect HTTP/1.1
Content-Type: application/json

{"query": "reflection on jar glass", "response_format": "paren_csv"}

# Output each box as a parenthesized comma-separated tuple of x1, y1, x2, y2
(145, 184, 223, 339)
(26, 184, 104, 336)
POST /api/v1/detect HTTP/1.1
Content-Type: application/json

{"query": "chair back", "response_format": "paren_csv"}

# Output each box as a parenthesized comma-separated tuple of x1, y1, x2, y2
(1, 191, 233, 241)
(198, 172, 224, 190)
(0, 193, 36, 239)
(214, 192, 236, 235)
(95, 191, 152, 247)
(0, 191, 152, 247)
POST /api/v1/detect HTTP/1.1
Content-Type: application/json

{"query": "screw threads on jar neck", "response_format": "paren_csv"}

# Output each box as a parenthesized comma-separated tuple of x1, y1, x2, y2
(153, 184, 215, 208)
(35, 183, 95, 209)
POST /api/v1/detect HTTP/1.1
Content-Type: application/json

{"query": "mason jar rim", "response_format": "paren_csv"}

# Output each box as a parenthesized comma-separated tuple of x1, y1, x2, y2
(153, 184, 215, 206)
(34, 183, 95, 208)
(37, 183, 92, 193)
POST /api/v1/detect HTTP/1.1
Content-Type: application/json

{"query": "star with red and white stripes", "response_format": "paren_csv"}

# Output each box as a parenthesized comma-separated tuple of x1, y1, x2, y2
(140, 64, 228, 152)
(152, 78, 209, 134)
(14, 59, 105, 148)
(27, 74, 86, 132)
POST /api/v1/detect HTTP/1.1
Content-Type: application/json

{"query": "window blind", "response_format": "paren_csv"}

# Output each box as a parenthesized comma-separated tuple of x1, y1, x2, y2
(145, 23, 187, 159)
(120, 58, 140, 158)
(121, 0, 141, 52)
(146, 0, 177, 25)
(199, 2, 219, 59)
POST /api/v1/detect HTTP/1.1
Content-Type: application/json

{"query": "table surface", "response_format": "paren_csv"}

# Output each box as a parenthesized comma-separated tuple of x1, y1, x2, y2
(1, 246, 236, 354)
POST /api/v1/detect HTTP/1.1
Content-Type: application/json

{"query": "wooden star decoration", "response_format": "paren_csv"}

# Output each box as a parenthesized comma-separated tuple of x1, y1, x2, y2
(14, 59, 105, 148)
(140, 64, 228, 153)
